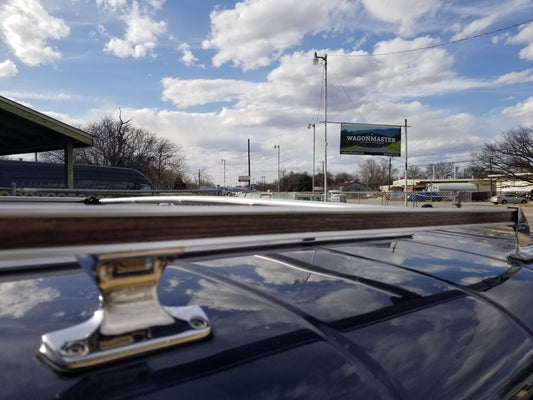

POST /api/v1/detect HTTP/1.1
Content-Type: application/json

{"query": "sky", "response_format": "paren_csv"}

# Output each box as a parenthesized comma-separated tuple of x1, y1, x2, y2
(2, 0, 533, 187)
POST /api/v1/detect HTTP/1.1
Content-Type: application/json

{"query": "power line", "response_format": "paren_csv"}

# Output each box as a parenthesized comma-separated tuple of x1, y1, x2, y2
(332, 18, 533, 58)
(323, 18, 533, 137)
(333, 72, 366, 123)
(315, 67, 324, 123)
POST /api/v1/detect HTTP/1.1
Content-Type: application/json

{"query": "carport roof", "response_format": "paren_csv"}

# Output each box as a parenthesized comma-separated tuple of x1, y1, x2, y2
(0, 95, 93, 156)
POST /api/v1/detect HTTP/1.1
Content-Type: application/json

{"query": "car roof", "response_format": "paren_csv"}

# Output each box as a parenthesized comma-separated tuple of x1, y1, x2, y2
(2, 196, 533, 399)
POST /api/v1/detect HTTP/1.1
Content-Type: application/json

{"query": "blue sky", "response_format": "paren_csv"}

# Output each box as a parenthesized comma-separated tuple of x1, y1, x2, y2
(2, 0, 533, 186)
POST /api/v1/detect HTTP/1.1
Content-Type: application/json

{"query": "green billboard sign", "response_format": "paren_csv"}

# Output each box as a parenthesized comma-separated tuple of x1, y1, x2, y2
(340, 123, 401, 157)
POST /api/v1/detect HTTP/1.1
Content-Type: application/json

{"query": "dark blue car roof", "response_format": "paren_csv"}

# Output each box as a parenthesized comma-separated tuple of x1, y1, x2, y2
(1, 198, 533, 399)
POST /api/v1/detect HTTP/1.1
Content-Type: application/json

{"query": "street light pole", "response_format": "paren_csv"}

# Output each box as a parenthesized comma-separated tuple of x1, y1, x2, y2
(221, 158, 226, 187)
(313, 52, 327, 197)
(274, 144, 280, 192)
(307, 123, 316, 192)
(404, 118, 408, 208)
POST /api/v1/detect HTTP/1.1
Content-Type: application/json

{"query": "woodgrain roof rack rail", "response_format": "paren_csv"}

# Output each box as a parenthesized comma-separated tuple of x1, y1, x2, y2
(0, 196, 532, 262)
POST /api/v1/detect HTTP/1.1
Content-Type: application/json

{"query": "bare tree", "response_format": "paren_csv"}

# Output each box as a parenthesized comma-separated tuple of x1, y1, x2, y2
(460, 164, 486, 179)
(472, 127, 533, 183)
(194, 167, 214, 188)
(407, 164, 426, 179)
(359, 158, 396, 190)
(42, 113, 188, 189)
(425, 162, 455, 179)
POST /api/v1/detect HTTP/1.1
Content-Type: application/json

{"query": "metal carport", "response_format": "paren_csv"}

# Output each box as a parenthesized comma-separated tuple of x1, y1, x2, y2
(0, 95, 93, 188)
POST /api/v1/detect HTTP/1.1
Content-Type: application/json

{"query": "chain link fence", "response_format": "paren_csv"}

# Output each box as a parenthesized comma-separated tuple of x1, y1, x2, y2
(342, 191, 489, 208)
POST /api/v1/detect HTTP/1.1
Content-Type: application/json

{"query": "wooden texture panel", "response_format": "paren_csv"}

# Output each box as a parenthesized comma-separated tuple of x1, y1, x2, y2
(0, 207, 517, 250)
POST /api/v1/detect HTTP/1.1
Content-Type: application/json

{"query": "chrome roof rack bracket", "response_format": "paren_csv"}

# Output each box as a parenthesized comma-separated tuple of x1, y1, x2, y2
(38, 250, 211, 373)
(509, 207, 533, 263)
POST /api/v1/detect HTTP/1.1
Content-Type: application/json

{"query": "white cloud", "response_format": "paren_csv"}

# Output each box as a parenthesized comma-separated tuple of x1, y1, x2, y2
(97, 0, 166, 12)
(494, 69, 533, 85)
(0, 0, 70, 66)
(449, 0, 531, 41)
(161, 43, 484, 128)
(104, 1, 166, 58)
(501, 97, 533, 127)
(450, 14, 497, 41)
(0, 59, 17, 77)
(146, 0, 166, 10)
(202, 0, 356, 71)
(161, 77, 258, 108)
(96, 0, 128, 11)
(178, 43, 204, 68)
(507, 21, 533, 60)
(372, 36, 455, 79)
(0, 90, 73, 102)
(361, 0, 440, 37)
(339, 37, 487, 99)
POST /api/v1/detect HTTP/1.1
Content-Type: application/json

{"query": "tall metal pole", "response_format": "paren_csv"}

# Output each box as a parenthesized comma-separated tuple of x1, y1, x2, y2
(307, 123, 316, 192)
(278, 145, 280, 192)
(221, 158, 226, 187)
(324, 56, 328, 198)
(388, 157, 391, 192)
(313, 52, 327, 198)
(274, 144, 280, 192)
(404, 118, 408, 207)
(247, 138, 251, 188)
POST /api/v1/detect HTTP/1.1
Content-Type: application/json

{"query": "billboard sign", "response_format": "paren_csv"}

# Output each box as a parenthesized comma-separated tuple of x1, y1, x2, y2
(340, 123, 401, 157)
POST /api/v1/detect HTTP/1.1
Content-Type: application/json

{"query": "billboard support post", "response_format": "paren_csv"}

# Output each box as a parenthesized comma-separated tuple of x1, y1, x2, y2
(248, 138, 251, 188)
(404, 119, 408, 207)
(274, 144, 280, 192)
(307, 123, 316, 193)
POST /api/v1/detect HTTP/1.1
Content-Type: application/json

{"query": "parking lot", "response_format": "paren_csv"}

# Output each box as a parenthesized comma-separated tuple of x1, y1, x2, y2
(463, 201, 533, 221)
(345, 195, 533, 220)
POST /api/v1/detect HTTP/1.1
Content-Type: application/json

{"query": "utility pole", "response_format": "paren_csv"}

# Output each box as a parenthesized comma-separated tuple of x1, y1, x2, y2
(274, 144, 280, 192)
(247, 138, 251, 188)
(388, 157, 391, 192)
(221, 159, 226, 187)
(313, 52, 327, 197)
(307, 123, 316, 192)
(404, 118, 408, 207)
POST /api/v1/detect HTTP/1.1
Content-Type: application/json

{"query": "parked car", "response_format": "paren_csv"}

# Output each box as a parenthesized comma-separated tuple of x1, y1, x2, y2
(327, 190, 347, 202)
(490, 193, 528, 204)
(407, 192, 443, 202)
(2, 196, 533, 399)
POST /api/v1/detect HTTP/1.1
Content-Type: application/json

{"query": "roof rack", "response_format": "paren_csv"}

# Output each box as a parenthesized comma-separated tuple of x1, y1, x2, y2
(1, 195, 529, 373)
(0, 196, 531, 262)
